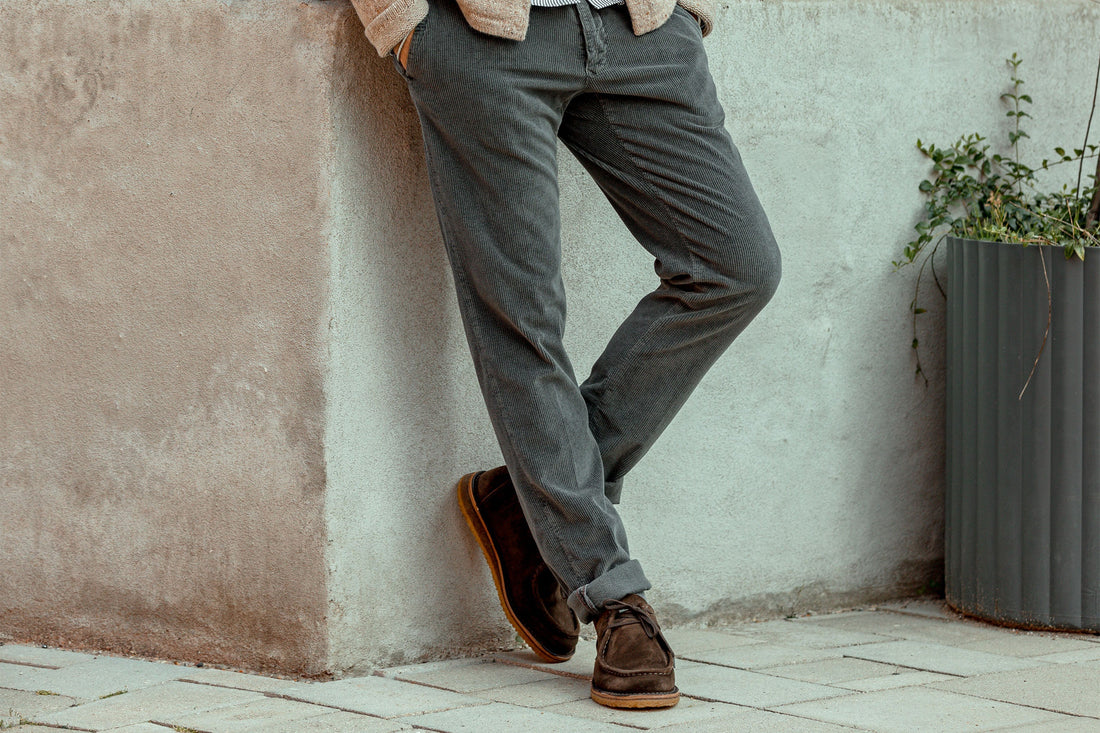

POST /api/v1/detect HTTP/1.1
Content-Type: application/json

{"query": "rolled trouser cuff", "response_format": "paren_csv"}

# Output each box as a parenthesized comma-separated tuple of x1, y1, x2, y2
(567, 559, 651, 624)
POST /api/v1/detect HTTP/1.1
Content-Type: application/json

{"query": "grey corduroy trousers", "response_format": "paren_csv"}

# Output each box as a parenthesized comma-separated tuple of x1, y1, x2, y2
(393, 0, 780, 623)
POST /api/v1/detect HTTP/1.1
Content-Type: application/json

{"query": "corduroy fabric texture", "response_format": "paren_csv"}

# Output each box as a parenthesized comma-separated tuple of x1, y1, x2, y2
(350, 0, 715, 56)
(392, 0, 780, 622)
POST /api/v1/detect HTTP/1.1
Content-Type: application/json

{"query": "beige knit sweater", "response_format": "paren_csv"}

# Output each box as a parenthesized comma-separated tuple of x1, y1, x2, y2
(350, 0, 714, 57)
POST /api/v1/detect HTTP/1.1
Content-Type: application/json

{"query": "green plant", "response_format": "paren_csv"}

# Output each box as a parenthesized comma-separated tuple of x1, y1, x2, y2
(901, 55, 1099, 264)
(898, 52, 1100, 377)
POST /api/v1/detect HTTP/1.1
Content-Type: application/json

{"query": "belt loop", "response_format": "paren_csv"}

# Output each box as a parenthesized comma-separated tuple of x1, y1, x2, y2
(574, 1, 606, 75)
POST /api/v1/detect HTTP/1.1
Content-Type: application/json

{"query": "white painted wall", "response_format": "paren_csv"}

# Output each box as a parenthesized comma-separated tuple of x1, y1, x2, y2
(324, 0, 1100, 672)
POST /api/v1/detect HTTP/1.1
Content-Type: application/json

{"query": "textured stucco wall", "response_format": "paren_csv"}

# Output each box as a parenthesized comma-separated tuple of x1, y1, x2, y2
(0, 1, 337, 674)
(3, 0, 1097, 677)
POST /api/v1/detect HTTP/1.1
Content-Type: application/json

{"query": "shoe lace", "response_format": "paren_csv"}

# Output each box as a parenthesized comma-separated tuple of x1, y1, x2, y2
(602, 598, 660, 639)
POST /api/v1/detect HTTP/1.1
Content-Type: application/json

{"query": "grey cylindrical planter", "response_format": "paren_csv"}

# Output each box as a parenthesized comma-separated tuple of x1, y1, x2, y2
(946, 236, 1100, 631)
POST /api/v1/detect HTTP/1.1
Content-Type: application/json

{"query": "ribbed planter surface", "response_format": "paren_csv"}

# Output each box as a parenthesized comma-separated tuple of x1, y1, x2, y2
(946, 237, 1100, 631)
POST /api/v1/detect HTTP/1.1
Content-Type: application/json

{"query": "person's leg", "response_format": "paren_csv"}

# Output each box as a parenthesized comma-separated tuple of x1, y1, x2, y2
(395, 0, 649, 624)
(558, 3, 781, 505)
(544, 2, 778, 708)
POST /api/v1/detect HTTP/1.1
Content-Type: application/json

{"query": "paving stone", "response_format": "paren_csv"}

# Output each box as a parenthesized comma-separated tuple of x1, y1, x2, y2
(675, 663, 848, 708)
(930, 661, 1100, 718)
(376, 658, 485, 679)
(474, 675, 590, 707)
(400, 701, 629, 732)
(378, 659, 556, 692)
(0, 662, 64, 695)
(661, 628, 763, 656)
(32, 681, 263, 731)
(762, 656, 973, 692)
(261, 711, 412, 732)
(0, 656, 188, 699)
(4, 726, 81, 732)
(492, 639, 596, 679)
(876, 599, 959, 621)
(0, 687, 80, 721)
(958, 632, 1100, 658)
(801, 611, 1010, 646)
(1033, 646, 1100, 664)
(838, 670, 957, 692)
(993, 717, 1100, 732)
(170, 696, 347, 731)
(10, 608, 1094, 732)
(651, 708, 866, 732)
(544, 695, 750, 730)
(683, 643, 842, 670)
(0, 645, 98, 669)
(273, 675, 490, 718)
(744, 619, 892, 649)
(179, 668, 315, 694)
(836, 640, 1047, 677)
(761, 657, 914, 685)
(773, 686, 1064, 732)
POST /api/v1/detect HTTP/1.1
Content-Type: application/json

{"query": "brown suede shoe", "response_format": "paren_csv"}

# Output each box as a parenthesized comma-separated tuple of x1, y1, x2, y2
(456, 467, 579, 662)
(591, 594, 680, 709)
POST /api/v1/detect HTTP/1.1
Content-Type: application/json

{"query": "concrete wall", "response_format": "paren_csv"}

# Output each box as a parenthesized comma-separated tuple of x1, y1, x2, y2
(0, 1, 336, 675)
(3, 0, 1097, 675)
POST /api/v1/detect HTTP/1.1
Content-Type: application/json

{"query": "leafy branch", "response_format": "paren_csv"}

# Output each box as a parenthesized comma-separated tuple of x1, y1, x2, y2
(897, 53, 1100, 379)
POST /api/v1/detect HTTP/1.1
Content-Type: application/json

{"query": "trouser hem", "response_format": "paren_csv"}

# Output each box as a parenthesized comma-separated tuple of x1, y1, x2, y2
(567, 559, 651, 623)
